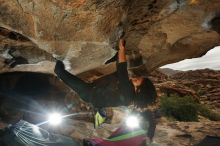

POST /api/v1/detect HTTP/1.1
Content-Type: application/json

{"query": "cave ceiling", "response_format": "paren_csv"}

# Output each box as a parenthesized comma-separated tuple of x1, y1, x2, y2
(0, 0, 220, 76)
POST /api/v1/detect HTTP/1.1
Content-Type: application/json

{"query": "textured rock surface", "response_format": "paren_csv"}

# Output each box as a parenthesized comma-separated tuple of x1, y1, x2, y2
(1, 0, 220, 74)
(154, 120, 220, 146)
(149, 68, 220, 114)
(171, 69, 220, 109)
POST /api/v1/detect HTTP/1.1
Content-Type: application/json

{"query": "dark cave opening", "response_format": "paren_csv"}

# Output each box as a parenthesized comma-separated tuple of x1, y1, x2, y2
(0, 72, 73, 124)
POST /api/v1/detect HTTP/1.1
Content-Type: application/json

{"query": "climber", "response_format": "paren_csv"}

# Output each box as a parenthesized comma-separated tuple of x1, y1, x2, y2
(54, 39, 157, 142)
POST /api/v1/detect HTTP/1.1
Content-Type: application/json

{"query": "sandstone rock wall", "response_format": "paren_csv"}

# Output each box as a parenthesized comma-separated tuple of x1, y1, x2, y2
(0, 0, 220, 74)
(172, 69, 220, 108)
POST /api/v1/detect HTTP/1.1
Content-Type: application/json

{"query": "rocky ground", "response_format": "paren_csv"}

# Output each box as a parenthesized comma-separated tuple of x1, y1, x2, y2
(53, 109, 220, 146)
(1, 107, 220, 146)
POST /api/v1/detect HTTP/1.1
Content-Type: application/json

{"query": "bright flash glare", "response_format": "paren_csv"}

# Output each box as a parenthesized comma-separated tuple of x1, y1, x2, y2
(48, 113, 62, 126)
(33, 125, 40, 134)
(126, 115, 140, 129)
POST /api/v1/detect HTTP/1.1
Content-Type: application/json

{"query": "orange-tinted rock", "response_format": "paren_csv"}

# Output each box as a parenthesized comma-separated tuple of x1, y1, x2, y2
(0, 0, 220, 74)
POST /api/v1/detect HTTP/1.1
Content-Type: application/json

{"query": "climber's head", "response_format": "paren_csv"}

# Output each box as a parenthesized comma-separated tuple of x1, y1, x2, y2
(127, 51, 148, 89)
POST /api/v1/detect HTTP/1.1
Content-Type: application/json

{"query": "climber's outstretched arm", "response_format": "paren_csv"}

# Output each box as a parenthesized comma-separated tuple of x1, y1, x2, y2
(118, 39, 126, 63)
(117, 39, 134, 105)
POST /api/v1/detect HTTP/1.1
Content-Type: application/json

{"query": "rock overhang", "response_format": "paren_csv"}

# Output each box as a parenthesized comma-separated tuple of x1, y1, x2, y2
(0, 0, 220, 75)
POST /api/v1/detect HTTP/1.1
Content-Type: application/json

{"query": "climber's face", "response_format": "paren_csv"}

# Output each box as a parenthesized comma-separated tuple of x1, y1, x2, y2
(130, 77, 144, 87)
